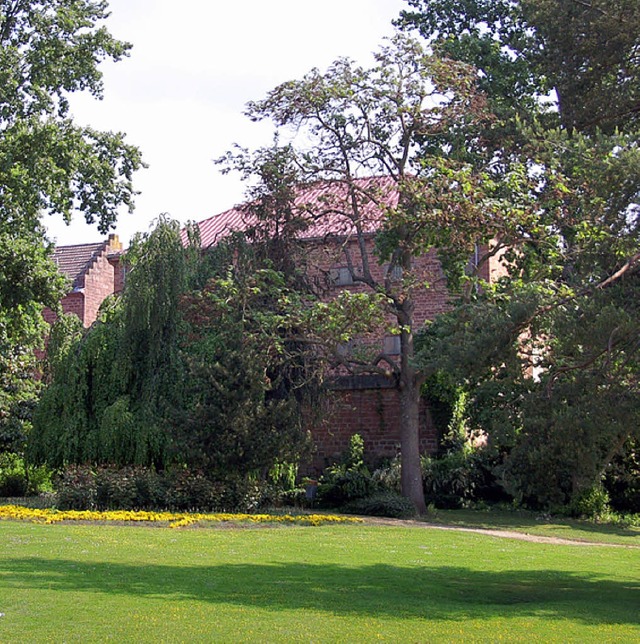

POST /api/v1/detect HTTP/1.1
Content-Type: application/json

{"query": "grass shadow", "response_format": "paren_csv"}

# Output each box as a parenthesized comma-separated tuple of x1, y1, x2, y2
(2, 558, 638, 625)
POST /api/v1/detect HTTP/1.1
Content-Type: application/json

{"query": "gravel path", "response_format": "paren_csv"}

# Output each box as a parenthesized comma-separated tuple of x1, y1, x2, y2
(360, 517, 640, 548)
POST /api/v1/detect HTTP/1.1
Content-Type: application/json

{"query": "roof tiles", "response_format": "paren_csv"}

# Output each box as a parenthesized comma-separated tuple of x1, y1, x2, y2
(188, 176, 399, 248)
(53, 235, 122, 289)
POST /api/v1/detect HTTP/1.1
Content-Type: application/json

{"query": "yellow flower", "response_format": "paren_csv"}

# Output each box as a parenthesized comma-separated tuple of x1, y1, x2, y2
(0, 504, 362, 528)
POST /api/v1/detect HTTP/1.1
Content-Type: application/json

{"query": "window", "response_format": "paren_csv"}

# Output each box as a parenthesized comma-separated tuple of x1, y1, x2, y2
(329, 266, 354, 286)
(384, 264, 403, 281)
(383, 335, 401, 355)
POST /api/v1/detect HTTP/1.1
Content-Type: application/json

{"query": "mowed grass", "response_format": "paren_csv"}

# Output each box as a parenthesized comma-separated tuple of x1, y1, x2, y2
(0, 519, 638, 643)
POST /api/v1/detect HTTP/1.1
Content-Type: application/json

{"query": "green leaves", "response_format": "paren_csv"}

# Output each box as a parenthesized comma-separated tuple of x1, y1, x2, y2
(399, 0, 640, 135)
(0, 1, 143, 454)
(0, 0, 131, 121)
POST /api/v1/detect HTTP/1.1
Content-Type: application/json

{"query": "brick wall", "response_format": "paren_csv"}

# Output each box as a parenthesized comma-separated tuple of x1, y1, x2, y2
(44, 235, 123, 328)
(82, 252, 116, 326)
(298, 236, 449, 466)
(109, 254, 126, 294)
(308, 382, 438, 472)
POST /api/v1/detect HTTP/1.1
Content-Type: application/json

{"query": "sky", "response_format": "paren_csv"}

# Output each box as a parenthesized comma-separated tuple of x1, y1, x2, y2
(46, 0, 408, 247)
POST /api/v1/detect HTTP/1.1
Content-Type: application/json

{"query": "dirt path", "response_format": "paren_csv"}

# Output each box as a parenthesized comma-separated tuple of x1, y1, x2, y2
(361, 517, 640, 548)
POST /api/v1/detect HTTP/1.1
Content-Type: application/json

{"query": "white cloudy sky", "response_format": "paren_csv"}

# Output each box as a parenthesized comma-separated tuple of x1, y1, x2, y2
(47, 0, 408, 246)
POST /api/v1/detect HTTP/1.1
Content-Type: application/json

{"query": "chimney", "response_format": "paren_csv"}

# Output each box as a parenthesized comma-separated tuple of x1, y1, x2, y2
(107, 234, 123, 251)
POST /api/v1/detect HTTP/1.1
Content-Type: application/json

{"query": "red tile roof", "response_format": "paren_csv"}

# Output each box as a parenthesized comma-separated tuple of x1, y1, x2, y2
(53, 242, 106, 289)
(188, 176, 399, 248)
(53, 235, 122, 289)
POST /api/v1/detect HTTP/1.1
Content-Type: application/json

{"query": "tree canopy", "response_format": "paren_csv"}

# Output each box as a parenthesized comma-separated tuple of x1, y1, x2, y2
(399, 0, 640, 507)
(0, 0, 143, 450)
(398, 0, 640, 134)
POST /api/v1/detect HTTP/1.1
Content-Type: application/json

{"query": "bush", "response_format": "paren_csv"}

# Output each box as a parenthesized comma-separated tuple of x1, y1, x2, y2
(372, 457, 401, 494)
(53, 464, 304, 513)
(55, 465, 97, 510)
(317, 434, 380, 507)
(0, 471, 28, 497)
(422, 450, 479, 509)
(0, 453, 52, 497)
(568, 484, 611, 520)
(161, 469, 219, 511)
(26, 463, 54, 495)
(604, 440, 640, 514)
(94, 466, 168, 510)
(342, 491, 416, 519)
(317, 468, 379, 507)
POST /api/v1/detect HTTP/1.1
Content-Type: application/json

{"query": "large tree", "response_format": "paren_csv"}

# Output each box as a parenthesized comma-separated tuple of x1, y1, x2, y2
(398, 0, 640, 134)
(220, 34, 518, 512)
(0, 0, 143, 448)
(399, 0, 640, 507)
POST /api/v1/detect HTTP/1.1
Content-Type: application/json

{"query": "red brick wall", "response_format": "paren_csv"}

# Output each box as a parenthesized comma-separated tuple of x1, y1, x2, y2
(308, 382, 439, 472)
(43, 236, 123, 328)
(109, 255, 126, 294)
(299, 237, 449, 465)
(82, 252, 116, 326)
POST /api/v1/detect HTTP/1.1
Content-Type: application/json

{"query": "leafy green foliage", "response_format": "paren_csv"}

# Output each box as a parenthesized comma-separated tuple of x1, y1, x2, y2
(174, 261, 315, 478)
(30, 218, 318, 492)
(0, 450, 50, 497)
(399, 0, 640, 134)
(342, 491, 416, 518)
(403, 0, 640, 510)
(318, 434, 380, 507)
(604, 439, 640, 514)
(29, 219, 191, 469)
(0, 0, 143, 455)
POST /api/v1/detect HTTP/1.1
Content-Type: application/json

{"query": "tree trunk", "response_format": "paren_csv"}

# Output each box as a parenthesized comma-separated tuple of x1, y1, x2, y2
(398, 303, 427, 514)
(399, 377, 427, 514)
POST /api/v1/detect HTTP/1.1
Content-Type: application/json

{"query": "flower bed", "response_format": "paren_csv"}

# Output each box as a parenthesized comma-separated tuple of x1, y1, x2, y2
(0, 504, 362, 528)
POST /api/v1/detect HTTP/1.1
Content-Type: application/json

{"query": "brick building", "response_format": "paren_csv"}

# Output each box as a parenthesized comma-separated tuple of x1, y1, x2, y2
(189, 177, 507, 469)
(43, 234, 125, 328)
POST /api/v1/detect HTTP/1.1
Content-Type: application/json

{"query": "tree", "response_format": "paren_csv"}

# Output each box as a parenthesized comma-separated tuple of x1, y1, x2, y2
(29, 219, 319, 481)
(399, 0, 640, 507)
(398, 0, 640, 134)
(29, 218, 192, 468)
(176, 258, 315, 478)
(0, 0, 143, 450)
(220, 34, 506, 512)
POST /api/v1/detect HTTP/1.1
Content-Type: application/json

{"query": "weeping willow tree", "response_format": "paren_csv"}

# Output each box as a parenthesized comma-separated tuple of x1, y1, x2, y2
(29, 218, 191, 468)
(28, 217, 320, 477)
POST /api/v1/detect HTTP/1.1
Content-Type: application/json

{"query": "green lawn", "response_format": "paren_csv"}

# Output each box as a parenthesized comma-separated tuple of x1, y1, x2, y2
(1, 520, 638, 642)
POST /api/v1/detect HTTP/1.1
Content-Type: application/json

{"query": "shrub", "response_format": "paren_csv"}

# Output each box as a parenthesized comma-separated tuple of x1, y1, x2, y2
(317, 434, 380, 507)
(318, 469, 379, 507)
(568, 484, 611, 520)
(422, 450, 480, 509)
(53, 464, 302, 512)
(160, 469, 219, 511)
(372, 457, 401, 494)
(278, 487, 307, 507)
(342, 491, 416, 519)
(26, 463, 54, 495)
(0, 453, 52, 497)
(95, 466, 159, 510)
(55, 466, 97, 510)
(0, 472, 28, 497)
(604, 440, 640, 514)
